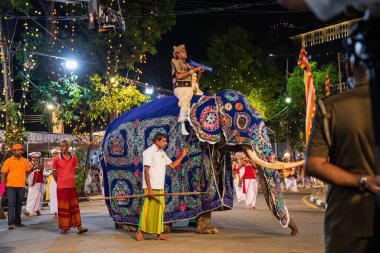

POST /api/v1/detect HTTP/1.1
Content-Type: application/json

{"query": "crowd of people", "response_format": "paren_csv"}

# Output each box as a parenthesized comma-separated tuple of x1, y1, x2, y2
(0, 140, 88, 234)
(231, 151, 324, 207)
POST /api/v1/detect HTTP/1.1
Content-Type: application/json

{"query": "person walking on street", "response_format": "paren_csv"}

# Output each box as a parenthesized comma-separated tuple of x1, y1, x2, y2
(0, 144, 31, 229)
(136, 133, 189, 241)
(52, 140, 88, 235)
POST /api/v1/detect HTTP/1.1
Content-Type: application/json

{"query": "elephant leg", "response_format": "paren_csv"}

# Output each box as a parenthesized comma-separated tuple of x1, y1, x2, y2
(288, 218, 298, 236)
(121, 224, 138, 232)
(194, 212, 218, 234)
(164, 223, 172, 233)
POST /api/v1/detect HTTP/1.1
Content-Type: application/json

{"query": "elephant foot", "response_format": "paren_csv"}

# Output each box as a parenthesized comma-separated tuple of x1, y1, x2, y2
(194, 212, 219, 234)
(195, 226, 218, 234)
(115, 222, 122, 229)
(164, 223, 172, 233)
(288, 218, 298, 236)
(121, 224, 138, 232)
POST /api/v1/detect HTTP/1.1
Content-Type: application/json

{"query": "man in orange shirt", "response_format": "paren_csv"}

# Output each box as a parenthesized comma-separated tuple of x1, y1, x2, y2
(0, 144, 31, 229)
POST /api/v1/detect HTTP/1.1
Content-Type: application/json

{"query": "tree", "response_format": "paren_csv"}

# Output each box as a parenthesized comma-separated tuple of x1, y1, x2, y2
(30, 74, 148, 193)
(272, 62, 339, 152)
(202, 26, 285, 119)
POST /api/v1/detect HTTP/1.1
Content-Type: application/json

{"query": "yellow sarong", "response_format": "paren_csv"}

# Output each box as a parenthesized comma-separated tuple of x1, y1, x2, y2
(138, 189, 165, 234)
(46, 175, 54, 201)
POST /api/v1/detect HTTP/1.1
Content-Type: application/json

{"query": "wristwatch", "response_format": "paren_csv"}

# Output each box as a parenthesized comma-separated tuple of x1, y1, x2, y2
(359, 175, 367, 192)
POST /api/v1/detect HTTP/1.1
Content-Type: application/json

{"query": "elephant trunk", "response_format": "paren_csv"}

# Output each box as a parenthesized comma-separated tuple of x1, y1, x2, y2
(243, 146, 304, 170)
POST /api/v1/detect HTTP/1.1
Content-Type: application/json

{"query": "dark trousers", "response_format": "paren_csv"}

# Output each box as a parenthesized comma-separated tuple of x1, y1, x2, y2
(326, 207, 380, 253)
(6, 187, 25, 225)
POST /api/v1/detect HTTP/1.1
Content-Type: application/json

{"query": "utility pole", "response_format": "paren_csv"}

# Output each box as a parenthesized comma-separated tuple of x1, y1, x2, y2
(0, 17, 11, 136)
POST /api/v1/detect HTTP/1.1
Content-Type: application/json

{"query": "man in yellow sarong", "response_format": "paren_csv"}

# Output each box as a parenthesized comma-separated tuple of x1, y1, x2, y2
(136, 133, 189, 241)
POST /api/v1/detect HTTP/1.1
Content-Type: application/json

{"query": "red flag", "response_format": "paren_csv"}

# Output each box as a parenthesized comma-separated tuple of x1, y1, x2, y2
(298, 46, 316, 145)
(325, 74, 331, 96)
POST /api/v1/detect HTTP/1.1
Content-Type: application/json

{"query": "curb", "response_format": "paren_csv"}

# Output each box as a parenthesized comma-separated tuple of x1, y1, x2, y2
(309, 195, 327, 210)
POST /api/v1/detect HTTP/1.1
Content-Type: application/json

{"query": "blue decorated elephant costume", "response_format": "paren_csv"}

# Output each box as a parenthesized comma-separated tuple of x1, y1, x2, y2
(101, 89, 299, 235)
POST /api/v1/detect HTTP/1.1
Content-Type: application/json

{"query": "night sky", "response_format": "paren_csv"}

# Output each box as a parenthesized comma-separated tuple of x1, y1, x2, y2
(140, 1, 329, 93)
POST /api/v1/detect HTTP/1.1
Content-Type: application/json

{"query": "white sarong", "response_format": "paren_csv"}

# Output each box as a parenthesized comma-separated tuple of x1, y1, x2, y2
(244, 179, 258, 208)
(48, 176, 58, 214)
(26, 183, 43, 214)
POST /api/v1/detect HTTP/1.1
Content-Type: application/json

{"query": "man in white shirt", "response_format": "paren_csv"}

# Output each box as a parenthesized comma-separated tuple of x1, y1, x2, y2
(136, 132, 189, 241)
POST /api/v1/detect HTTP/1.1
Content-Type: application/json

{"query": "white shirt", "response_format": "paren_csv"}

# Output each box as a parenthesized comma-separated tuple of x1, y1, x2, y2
(142, 144, 172, 189)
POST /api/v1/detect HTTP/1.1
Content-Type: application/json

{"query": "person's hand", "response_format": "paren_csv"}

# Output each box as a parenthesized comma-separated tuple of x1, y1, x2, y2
(367, 175, 380, 195)
(182, 147, 190, 157)
(0, 184, 6, 197)
(199, 67, 205, 73)
(147, 189, 154, 198)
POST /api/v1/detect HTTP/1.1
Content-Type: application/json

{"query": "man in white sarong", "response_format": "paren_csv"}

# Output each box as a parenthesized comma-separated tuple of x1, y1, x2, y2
(25, 152, 45, 216)
(233, 153, 245, 204)
(237, 153, 258, 210)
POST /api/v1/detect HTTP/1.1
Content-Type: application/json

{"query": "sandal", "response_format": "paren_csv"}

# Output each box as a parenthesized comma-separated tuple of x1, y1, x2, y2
(77, 227, 88, 234)
(8, 224, 15, 230)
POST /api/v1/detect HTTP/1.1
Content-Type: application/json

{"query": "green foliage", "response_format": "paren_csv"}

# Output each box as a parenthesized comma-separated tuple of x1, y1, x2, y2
(0, 0, 32, 13)
(89, 74, 149, 120)
(30, 74, 149, 132)
(0, 101, 28, 147)
(74, 145, 87, 195)
(203, 26, 285, 119)
(273, 61, 339, 151)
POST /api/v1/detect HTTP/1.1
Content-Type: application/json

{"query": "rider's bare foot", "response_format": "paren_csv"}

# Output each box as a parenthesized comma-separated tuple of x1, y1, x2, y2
(156, 234, 170, 240)
(136, 230, 144, 241)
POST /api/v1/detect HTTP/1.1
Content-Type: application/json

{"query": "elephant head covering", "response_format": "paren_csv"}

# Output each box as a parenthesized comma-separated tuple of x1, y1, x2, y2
(173, 44, 185, 59)
(28, 152, 42, 158)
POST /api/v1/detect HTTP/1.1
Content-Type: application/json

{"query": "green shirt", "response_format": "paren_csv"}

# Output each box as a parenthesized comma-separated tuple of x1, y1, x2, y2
(306, 82, 379, 237)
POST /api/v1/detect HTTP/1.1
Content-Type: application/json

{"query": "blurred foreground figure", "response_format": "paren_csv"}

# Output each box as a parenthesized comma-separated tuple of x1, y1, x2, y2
(305, 62, 380, 252)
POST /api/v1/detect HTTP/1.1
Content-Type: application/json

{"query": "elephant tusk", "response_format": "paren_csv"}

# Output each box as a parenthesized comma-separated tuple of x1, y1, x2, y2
(274, 160, 305, 167)
(243, 147, 304, 170)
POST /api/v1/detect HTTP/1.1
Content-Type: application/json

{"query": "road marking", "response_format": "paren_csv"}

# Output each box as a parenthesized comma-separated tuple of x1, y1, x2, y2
(0, 229, 8, 232)
(302, 195, 320, 209)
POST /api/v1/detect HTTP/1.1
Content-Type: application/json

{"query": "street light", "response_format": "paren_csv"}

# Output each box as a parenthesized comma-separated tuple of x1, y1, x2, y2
(46, 104, 55, 110)
(46, 103, 54, 133)
(145, 87, 154, 95)
(65, 60, 78, 70)
(30, 52, 78, 70)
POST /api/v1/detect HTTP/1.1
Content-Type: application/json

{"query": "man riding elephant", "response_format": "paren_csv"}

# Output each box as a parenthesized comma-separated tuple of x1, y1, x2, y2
(171, 44, 205, 135)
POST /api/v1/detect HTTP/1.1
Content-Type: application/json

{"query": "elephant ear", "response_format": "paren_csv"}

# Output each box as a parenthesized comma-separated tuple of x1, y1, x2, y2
(216, 89, 272, 148)
(189, 96, 221, 144)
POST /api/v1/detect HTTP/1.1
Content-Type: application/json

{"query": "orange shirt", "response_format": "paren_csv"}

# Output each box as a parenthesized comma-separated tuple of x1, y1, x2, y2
(1, 156, 31, 187)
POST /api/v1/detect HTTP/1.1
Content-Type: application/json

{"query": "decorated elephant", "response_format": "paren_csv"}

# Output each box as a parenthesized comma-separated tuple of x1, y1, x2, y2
(101, 89, 302, 235)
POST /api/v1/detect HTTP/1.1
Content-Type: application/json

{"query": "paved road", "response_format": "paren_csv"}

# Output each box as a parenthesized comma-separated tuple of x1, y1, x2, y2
(0, 190, 325, 253)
